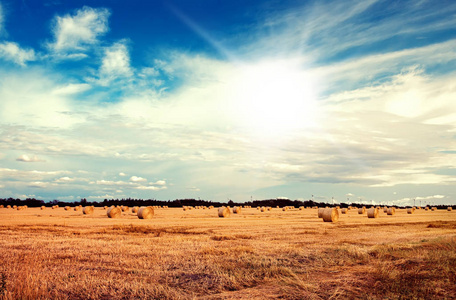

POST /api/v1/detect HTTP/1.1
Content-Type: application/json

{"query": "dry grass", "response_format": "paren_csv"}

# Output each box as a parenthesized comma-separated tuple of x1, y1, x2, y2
(0, 207, 455, 299)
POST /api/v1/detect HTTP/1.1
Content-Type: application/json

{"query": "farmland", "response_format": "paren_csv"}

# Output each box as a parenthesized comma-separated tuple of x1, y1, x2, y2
(0, 206, 455, 299)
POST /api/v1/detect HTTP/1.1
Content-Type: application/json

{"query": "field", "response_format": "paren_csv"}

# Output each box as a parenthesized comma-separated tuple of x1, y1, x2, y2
(0, 206, 455, 299)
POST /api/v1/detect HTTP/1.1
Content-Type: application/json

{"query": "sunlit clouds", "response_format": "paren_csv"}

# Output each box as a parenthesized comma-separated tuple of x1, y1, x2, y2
(0, 1, 455, 205)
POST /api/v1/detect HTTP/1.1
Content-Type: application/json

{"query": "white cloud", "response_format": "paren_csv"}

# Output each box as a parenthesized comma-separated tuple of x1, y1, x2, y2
(51, 83, 91, 96)
(0, 168, 70, 181)
(129, 176, 146, 182)
(28, 181, 50, 188)
(54, 177, 74, 183)
(48, 6, 110, 54)
(0, 69, 88, 128)
(119, 172, 127, 176)
(95, 41, 133, 85)
(0, 42, 36, 66)
(16, 154, 45, 162)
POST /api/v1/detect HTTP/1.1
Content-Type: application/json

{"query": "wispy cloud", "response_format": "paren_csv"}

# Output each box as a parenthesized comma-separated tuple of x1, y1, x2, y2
(0, 42, 36, 66)
(48, 6, 110, 56)
(0, 2, 4, 35)
(92, 40, 133, 86)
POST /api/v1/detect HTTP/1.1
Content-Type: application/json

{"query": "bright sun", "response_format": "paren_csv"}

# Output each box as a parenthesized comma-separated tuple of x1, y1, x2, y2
(229, 60, 320, 139)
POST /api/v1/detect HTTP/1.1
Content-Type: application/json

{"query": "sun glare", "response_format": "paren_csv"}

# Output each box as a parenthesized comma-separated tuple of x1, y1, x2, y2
(230, 61, 320, 139)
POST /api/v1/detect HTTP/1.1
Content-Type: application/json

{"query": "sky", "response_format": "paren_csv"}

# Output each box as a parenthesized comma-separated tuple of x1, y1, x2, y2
(0, 0, 455, 206)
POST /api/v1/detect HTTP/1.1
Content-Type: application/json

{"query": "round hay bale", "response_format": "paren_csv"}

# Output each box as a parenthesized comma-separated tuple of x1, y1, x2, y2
(341, 208, 348, 214)
(137, 206, 154, 219)
(0, 205, 3, 208)
(122, 206, 130, 212)
(233, 206, 241, 214)
(218, 207, 230, 218)
(64, 206, 70, 211)
(299, 206, 304, 210)
(282, 207, 287, 211)
(448, 207, 453, 211)
(107, 206, 122, 218)
(74, 206, 81, 211)
(431, 207, 437, 211)
(322, 208, 339, 222)
(260, 206, 266, 212)
(407, 208, 414, 214)
(41, 206, 45, 210)
(383, 207, 388, 213)
(318, 208, 325, 218)
(267, 207, 271, 211)
(132, 206, 139, 213)
(6, 205, 11, 209)
(83, 206, 94, 215)
(367, 207, 379, 218)
(358, 207, 366, 214)
(387, 207, 396, 215)
(13, 205, 17, 209)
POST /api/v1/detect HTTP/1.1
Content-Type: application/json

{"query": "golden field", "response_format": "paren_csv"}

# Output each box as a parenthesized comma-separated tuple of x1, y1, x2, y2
(0, 206, 455, 299)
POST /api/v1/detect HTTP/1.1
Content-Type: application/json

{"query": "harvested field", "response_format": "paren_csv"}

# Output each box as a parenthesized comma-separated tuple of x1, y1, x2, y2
(0, 207, 455, 299)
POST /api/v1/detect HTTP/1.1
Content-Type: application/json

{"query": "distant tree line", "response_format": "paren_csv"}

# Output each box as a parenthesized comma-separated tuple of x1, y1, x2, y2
(0, 197, 453, 209)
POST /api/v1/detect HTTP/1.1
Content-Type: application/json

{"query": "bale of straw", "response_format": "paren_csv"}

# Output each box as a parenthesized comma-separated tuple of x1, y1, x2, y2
(322, 208, 339, 222)
(383, 207, 388, 213)
(387, 207, 396, 215)
(137, 206, 154, 219)
(260, 206, 266, 212)
(41, 206, 45, 210)
(6, 205, 11, 209)
(218, 207, 231, 218)
(358, 207, 366, 214)
(107, 206, 122, 218)
(282, 207, 287, 211)
(122, 206, 130, 212)
(233, 206, 241, 214)
(13, 205, 17, 209)
(83, 206, 94, 215)
(299, 206, 304, 210)
(431, 207, 437, 211)
(367, 207, 379, 218)
(407, 208, 414, 214)
(425, 207, 429, 211)
(341, 208, 348, 214)
(267, 207, 271, 211)
(318, 208, 325, 218)
(132, 206, 139, 213)
(65, 206, 70, 211)
(448, 207, 453, 211)
(0, 205, 3, 208)
(74, 206, 81, 211)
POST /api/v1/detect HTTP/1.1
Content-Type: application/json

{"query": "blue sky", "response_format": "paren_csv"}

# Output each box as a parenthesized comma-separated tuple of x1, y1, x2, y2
(0, 0, 455, 206)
